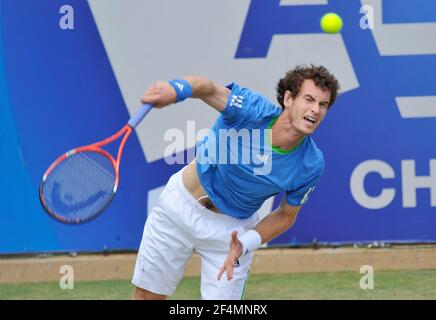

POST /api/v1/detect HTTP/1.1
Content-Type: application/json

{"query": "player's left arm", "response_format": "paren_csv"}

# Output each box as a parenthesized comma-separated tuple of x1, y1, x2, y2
(218, 198, 301, 281)
(254, 198, 301, 244)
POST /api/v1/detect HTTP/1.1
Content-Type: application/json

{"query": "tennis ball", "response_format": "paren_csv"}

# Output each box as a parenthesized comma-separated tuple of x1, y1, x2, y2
(320, 13, 343, 34)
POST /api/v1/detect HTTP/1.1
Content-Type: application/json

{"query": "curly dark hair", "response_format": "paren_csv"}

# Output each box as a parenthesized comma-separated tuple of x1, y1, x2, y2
(276, 65, 340, 109)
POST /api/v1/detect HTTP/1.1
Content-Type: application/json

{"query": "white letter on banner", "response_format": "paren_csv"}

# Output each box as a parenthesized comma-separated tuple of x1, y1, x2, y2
(402, 159, 436, 208)
(350, 160, 395, 209)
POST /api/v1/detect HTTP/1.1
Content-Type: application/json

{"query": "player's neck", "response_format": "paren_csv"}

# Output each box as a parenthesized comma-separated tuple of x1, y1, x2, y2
(270, 112, 306, 150)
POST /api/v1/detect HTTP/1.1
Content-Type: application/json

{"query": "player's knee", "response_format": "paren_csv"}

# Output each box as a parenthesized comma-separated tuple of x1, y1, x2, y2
(132, 286, 167, 300)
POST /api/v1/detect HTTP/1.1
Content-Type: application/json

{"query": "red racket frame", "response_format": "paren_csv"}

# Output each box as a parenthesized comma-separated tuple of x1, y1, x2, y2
(39, 125, 132, 224)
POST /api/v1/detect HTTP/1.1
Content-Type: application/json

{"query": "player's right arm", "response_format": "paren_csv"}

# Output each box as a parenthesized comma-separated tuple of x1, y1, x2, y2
(140, 76, 229, 112)
(185, 75, 230, 112)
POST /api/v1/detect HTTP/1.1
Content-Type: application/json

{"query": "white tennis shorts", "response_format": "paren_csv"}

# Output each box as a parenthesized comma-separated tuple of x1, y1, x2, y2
(132, 167, 259, 300)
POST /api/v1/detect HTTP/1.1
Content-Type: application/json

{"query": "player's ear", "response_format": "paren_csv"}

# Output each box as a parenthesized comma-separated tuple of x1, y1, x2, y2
(283, 90, 294, 108)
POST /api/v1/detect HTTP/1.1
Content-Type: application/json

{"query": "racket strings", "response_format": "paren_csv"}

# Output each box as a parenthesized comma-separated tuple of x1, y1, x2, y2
(41, 151, 116, 222)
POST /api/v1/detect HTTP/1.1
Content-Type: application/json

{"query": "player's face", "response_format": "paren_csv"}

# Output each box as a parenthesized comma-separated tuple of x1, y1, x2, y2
(284, 79, 331, 135)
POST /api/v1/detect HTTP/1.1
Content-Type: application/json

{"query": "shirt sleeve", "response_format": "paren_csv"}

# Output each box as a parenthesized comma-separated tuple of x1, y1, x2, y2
(285, 169, 323, 206)
(222, 83, 281, 127)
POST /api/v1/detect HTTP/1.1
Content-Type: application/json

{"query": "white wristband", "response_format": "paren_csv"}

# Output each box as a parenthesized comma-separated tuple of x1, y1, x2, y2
(238, 230, 262, 255)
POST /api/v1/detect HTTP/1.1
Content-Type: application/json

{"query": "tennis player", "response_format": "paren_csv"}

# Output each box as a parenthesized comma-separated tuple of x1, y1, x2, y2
(132, 65, 340, 300)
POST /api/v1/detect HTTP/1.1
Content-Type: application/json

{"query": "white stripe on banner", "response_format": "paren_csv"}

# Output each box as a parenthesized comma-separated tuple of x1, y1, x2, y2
(396, 96, 436, 118)
(362, 0, 436, 56)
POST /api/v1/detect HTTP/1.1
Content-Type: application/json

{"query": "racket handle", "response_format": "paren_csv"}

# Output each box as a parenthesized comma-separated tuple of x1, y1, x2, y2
(128, 104, 153, 128)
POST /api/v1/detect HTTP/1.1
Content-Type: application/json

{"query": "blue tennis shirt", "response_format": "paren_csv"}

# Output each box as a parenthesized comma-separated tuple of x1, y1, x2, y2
(196, 83, 324, 219)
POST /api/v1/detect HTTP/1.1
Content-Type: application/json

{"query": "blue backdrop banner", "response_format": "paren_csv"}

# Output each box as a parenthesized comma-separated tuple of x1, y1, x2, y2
(1, 0, 435, 254)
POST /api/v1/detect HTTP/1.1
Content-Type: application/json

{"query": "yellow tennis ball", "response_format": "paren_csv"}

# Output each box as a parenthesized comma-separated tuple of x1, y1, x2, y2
(320, 13, 343, 34)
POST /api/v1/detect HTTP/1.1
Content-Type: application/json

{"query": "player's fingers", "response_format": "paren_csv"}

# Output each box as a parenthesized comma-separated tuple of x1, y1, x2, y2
(230, 230, 238, 244)
(140, 94, 164, 108)
(140, 94, 154, 105)
(217, 265, 226, 281)
(226, 263, 234, 281)
(141, 94, 174, 108)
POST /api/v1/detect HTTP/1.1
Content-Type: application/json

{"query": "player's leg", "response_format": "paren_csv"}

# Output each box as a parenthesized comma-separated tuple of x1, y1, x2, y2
(131, 287, 167, 300)
(131, 170, 194, 299)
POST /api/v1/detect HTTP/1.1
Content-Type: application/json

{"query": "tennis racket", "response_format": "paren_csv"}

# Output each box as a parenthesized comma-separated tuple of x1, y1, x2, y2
(39, 104, 153, 224)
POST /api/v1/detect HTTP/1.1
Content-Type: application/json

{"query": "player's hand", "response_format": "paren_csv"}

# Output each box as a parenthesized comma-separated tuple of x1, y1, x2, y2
(217, 230, 243, 281)
(140, 81, 177, 108)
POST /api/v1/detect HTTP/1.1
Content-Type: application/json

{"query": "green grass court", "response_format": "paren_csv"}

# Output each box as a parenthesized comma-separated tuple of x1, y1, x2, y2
(2, 269, 436, 300)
